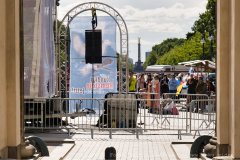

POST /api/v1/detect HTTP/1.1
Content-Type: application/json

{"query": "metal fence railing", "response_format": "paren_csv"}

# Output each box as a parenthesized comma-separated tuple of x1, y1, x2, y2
(163, 93, 209, 102)
(24, 98, 102, 131)
(188, 99, 216, 138)
(24, 93, 216, 139)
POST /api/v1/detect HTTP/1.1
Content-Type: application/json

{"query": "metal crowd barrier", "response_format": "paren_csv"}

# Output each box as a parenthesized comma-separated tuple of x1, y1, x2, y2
(24, 98, 102, 132)
(24, 94, 216, 139)
(163, 93, 209, 109)
(188, 99, 216, 138)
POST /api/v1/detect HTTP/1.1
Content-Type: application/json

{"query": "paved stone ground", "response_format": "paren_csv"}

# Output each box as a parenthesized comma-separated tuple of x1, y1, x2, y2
(26, 130, 207, 160)
(25, 107, 214, 160)
(65, 134, 178, 160)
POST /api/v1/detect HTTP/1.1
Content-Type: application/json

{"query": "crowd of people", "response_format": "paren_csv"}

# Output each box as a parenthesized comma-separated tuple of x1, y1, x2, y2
(128, 72, 216, 110)
(129, 72, 215, 94)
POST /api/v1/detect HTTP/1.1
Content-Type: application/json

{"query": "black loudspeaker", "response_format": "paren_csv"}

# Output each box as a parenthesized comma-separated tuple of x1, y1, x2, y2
(85, 30, 102, 63)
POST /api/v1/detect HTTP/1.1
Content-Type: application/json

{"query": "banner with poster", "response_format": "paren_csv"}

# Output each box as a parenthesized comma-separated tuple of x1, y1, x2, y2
(69, 16, 117, 112)
(23, 0, 55, 98)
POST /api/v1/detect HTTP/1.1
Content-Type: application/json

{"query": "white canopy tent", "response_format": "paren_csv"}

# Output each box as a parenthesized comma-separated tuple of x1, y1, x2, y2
(145, 65, 171, 72)
(145, 65, 189, 73)
(178, 60, 216, 72)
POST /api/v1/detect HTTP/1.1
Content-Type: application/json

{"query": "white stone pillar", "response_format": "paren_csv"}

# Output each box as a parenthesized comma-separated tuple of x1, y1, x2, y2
(217, 0, 240, 158)
(0, 0, 21, 158)
(230, 0, 240, 158)
(0, 0, 8, 157)
(217, 0, 231, 155)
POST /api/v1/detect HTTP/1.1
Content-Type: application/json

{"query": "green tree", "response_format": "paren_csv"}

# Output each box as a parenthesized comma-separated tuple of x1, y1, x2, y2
(144, 0, 216, 66)
(157, 32, 211, 65)
(192, 0, 216, 34)
(152, 38, 185, 57)
(116, 53, 134, 72)
(144, 38, 185, 67)
(143, 50, 159, 68)
(54, 20, 68, 63)
(191, 0, 216, 60)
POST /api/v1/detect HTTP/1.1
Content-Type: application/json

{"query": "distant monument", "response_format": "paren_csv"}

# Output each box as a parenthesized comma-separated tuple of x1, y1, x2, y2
(133, 37, 144, 73)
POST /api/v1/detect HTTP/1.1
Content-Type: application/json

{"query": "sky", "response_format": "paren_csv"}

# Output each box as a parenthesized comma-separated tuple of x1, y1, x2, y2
(58, 0, 208, 63)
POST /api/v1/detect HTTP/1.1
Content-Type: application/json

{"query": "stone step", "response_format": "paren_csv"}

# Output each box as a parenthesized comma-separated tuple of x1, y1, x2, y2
(171, 143, 199, 160)
(39, 143, 75, 160)
(201, 153, 214, 160)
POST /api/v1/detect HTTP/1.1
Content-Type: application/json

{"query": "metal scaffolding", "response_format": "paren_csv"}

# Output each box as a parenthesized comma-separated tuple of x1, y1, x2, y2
(56, 2, 129, 97)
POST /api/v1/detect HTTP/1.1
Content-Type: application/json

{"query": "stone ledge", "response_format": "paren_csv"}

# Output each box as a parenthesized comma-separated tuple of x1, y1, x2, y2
(212, 156, 233, 160)
(171, 143, 200, 160)
(200, 153, 214, 160)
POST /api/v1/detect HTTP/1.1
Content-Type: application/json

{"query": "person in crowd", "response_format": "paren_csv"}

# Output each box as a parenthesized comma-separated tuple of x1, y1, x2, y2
(195, 76, 208, 112)
(168, 74, 178, 93)
(152, 74, 161, 113)
(137, 73, 146, 92)
(129, 72, 137, 92)
(186, 74, 198, 94)
(146, 74, 153, 108)
(137, 73, 147, 115)
(176, 73, 183, 86)
(207, 78, 215, 95)
(176, 75, 184, 97)
(160, 74, 169, 96)
(195, 76, 207, 94)
(185, 74, 198, 111)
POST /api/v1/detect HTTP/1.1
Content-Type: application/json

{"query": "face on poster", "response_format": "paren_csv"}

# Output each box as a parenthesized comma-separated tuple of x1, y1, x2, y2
(69, 16, 117, 105)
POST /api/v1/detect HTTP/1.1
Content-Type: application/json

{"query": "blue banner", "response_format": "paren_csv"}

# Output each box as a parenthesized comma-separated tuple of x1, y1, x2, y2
(69, 16, 117, 111)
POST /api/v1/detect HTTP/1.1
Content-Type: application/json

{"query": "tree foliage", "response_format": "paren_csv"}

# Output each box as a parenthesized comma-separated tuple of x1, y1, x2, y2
(156, 32, 212, 65)
(145, 0, 216, 66)
(53, 20, 69, 64)
(143, 50, 159, 68)
(152, 38, 185, 57)
(192, 0, 216, 34)
(143, 38, 184, 67)
(116, 53, 134, 72)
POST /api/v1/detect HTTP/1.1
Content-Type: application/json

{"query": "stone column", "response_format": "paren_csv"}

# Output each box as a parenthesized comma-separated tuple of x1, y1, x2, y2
(6, 0, 21, 156)
(217, 0, 240, 158)
(216, 0, 231, 155)
(0, 0, 21, 159)
(230, 0, 240, 158)
(0, 0, 8, 157)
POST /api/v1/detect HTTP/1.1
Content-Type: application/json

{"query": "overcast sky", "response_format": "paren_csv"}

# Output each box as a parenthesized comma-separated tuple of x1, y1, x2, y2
(58, 0, 208, 62)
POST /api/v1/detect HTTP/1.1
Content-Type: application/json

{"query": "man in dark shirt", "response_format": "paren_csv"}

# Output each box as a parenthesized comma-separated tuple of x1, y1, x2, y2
(160, 75, 169, 95)
(187, 74, 198, 94)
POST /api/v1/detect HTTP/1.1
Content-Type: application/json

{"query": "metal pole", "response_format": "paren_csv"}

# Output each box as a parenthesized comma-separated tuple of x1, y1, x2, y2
(210, 40, 213, 60)
(92, 64, 94, 99)
(55, 0, 58, 96)
(91, 64, 94, 109)
(20, 0, 25, 145)
(202, 42, 205, 60)
(201, 30, 205, 61)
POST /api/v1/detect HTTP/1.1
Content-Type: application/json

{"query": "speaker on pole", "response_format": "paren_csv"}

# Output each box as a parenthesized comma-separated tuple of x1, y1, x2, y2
(85, 30, 102, 63)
